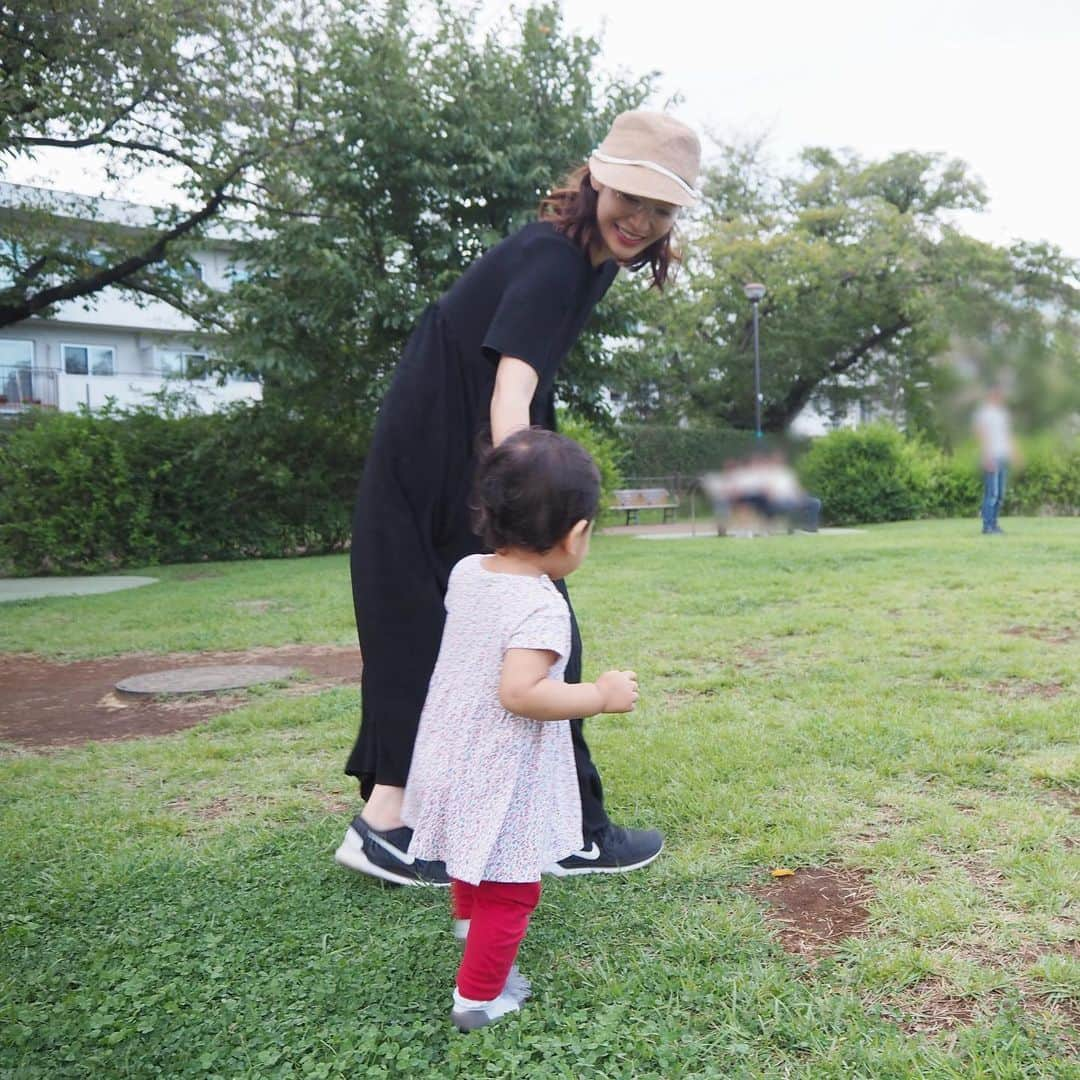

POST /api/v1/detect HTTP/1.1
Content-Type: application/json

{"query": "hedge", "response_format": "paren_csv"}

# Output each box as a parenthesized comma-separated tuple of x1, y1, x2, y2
(556, 410, 624, 510)
(616, 423, 789, 485)
(796, 423, 1080, 526)
(4, 409, 1075, 575)
(0, 405, 625, 576)
(0, 402, 363, 575)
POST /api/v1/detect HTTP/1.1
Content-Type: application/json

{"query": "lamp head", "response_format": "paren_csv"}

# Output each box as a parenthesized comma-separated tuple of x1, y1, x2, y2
(743, 282, 766, 303)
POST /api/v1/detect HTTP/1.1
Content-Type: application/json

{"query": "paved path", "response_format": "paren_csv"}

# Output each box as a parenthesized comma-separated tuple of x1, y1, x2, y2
(603, 521, 863, 539)
(0, 576, 158, 602)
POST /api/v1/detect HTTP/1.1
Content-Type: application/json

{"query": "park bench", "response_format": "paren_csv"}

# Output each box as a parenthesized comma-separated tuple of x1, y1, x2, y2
(610, 487, 679, 525)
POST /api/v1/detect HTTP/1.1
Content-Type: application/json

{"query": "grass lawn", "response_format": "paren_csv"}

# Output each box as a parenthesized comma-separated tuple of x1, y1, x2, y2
(1, 519, 1078, 1078)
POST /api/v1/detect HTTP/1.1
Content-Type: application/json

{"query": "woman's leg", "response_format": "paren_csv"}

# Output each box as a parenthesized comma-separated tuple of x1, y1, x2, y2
(360, 784, 405, 830)
(336, 460, 450, 884)
(551, 578, 609, 840)
(549, 579, 664, 875)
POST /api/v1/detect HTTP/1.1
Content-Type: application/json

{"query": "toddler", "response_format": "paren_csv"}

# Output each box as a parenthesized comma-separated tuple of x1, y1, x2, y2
(402, 428, 639, 1030)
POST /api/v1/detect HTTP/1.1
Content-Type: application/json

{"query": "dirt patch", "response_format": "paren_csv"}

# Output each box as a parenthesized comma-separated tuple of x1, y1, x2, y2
(167, 795, 236, 821)
(882, 965, 1080, 1050)
(1036, 784, 1080, 815)
(735, 645, 772, 666)
(987, 679, 1066, 700)
(1003, 624, 1077, 644)
(848, 804, 906, 845)
(2, 645, 361, 751)
(883, 977, 1000, 1038)
(233, 599, 280, 614)
(750, 867, 874, 959)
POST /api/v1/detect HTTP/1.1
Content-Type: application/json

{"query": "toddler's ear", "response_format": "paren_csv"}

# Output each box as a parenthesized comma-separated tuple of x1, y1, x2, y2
(565, 518, 591, 554)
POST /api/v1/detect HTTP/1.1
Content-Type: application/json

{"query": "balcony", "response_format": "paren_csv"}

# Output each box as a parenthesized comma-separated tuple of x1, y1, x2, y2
(0, 366, 59, 412)
(0, 365, 259, 415)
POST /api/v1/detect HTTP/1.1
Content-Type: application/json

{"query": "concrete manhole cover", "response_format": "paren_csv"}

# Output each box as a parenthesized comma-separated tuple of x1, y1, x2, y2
(116, 665, 297, 696)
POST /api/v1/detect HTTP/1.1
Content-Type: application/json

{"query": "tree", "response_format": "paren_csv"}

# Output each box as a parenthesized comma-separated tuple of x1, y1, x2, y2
(215, 0, 654, 435)
(611, 144, 1080, 434)
(0, 0, 311, 328)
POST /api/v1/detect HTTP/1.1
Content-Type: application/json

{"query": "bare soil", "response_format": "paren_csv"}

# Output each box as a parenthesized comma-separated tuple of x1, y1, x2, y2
(750, 866, 873, 958)
(2, 645, 360, 750)
(1003, 624, 1077, 644)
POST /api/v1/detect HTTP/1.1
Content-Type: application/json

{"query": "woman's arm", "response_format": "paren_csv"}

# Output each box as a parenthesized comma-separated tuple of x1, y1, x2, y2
(491, 355, 539, 445)
(499, 647, 637, 721)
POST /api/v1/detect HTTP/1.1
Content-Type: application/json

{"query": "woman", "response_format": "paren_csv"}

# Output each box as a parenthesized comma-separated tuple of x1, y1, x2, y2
(336, 110, 701, 886)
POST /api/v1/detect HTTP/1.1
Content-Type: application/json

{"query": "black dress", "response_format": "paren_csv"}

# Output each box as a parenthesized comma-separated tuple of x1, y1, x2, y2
(346, 220, 619, 839)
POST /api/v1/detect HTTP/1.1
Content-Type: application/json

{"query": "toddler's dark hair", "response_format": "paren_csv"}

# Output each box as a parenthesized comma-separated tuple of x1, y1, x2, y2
(472, 428, 601, 553)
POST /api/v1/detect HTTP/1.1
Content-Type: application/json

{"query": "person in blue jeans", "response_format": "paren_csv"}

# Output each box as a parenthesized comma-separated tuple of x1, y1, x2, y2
(973, 385, 1018, 535)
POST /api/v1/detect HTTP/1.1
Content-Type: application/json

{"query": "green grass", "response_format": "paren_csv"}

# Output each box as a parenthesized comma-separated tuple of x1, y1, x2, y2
(2, 518, 1078, 1078)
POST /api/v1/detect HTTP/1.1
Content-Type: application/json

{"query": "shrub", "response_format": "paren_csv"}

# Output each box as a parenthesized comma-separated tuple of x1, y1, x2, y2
(900, 439, 981, 520)
(796, 424, 921, 525)
(1005, 436, 1080, 516)
(0, 402, 362, 575)
(796, 424, 1079, 526)
(557, 410, 624, 512)
(0, 408, 153, 572)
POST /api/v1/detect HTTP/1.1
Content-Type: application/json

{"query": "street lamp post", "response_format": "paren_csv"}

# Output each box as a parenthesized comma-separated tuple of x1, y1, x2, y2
(743, 282, 766, 438)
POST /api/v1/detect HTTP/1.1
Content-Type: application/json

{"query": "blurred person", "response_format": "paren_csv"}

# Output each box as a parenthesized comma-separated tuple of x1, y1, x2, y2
(761, 451, 821, 533)
(973, 385, 1018, 535)
(701, 459, 739, 534)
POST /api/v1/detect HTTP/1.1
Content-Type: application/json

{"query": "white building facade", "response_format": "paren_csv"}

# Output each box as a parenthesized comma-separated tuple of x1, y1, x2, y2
(0, 183, 260, 417)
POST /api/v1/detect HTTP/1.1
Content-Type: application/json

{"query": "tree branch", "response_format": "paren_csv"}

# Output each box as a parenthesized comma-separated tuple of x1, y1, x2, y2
(128, 278, 228, 332)
(765, 318, 910, 429)
(0, 161, 249, 328)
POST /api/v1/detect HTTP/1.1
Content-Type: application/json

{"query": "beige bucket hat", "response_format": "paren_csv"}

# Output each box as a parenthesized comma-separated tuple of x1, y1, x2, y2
(589, 110, 702, 208)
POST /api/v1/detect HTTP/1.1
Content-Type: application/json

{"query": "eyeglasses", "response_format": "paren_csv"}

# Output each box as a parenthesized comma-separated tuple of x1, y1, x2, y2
(611, 189, 680, 226)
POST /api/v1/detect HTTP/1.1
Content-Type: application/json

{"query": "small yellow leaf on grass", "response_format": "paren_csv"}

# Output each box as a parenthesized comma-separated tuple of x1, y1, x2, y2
(771, 868, 796, 878)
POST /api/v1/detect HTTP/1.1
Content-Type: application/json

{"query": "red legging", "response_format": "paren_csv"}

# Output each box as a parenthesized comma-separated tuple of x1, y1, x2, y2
(451, 879, 542, 1001)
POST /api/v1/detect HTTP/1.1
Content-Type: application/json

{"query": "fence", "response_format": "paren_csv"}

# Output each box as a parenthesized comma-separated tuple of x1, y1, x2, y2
(0, 366, 59, 410)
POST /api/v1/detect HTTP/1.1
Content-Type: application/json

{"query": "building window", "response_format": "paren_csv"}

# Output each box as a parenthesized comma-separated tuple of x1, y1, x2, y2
(0, 339, 35, 404)
(63, 344, 115, 376)
(0, 339, 33, 368)
(156, 347, 208, 378)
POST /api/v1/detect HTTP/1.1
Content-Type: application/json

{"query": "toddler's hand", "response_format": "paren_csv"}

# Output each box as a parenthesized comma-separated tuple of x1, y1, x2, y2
(596, 669, 638, 713)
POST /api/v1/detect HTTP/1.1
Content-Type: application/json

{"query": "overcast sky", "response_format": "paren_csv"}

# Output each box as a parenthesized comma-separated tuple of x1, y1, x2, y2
(9, 0, 1078, 259)
(485, 0, 1080, 258)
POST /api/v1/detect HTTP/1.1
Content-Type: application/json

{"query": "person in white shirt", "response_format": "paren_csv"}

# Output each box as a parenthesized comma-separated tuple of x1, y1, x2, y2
(973, 386, 1017, 535)
(761, 451, 821, 532)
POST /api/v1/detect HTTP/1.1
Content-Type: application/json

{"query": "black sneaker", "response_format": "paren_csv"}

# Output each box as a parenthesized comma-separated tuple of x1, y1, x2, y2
(334, 816, 450, 886)
(546, 823, 664, 877)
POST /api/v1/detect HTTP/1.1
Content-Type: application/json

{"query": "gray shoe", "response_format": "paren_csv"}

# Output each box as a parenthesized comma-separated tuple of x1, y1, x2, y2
(451, 988, 521, 1032)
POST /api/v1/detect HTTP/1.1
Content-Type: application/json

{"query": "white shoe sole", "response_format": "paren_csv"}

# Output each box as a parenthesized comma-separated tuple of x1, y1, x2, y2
(544, 839, 664, 877)
(333, 826, 449, 887)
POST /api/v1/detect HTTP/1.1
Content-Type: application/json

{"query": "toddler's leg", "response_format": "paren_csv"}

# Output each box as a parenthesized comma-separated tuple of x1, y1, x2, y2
(451, 879, 474, 944)
(450, 878, 531, 1004)
(452, 880, 541, 1031)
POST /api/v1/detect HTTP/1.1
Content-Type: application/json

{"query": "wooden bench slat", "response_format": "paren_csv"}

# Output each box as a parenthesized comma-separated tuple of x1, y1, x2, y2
(610, 487, 679, 524)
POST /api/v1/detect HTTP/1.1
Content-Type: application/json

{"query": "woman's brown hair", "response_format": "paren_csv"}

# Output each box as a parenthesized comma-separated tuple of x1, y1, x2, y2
(538, 165, 680, 290)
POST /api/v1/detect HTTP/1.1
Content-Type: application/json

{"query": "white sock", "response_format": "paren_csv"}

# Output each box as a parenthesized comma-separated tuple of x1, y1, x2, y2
(453, 987, 520, 1019)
